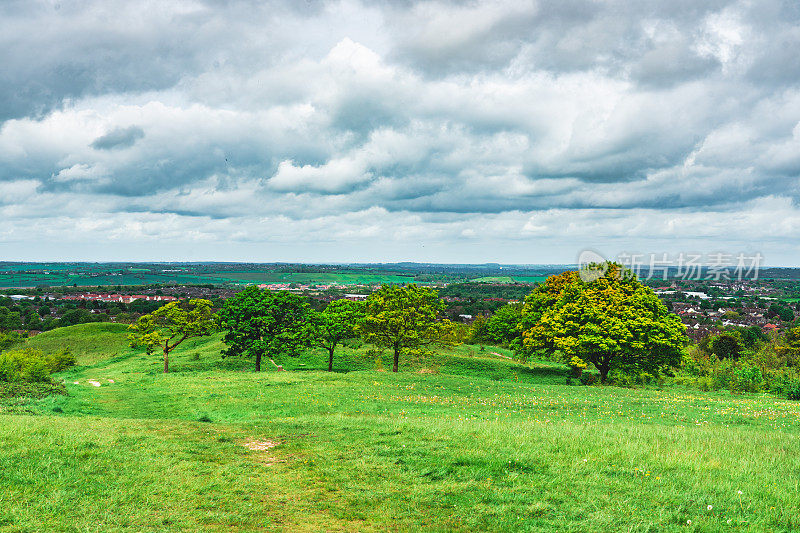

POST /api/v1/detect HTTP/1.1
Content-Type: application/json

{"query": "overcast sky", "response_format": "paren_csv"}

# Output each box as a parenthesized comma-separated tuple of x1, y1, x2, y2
(1, 0, 799, 264)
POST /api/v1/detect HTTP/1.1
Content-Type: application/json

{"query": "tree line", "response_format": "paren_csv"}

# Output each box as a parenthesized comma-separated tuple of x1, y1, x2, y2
(128, 284, 455, 374)
(128, 263, 689, 384)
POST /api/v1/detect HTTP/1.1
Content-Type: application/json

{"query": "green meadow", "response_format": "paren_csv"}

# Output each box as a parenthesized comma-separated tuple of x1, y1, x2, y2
(1, 324, 799, 531)
(470, 276, 548, 284)
(0, 271, 230, 288)
(204, 271, 418, 285)
(0, 268, 417, 288)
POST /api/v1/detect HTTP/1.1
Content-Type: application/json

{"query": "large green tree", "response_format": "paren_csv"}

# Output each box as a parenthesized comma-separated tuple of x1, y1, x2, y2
(522, 263, 685, 382)
(311, 299, 365, 371)
(359, 284, 453, 372)
(128, 299, 217, 373)
(479, 303, 523, 346)
(218, 286, 312, 371)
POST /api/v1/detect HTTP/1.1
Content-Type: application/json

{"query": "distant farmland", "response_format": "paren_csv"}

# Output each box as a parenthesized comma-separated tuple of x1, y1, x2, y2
(0, 266, 418, 288)
(0, 264, 228, 288)
(0, 271, 230, 288)
(206, 271, 417, 285)
(0, 263, 551, 289)
(470, 275, 547, 283)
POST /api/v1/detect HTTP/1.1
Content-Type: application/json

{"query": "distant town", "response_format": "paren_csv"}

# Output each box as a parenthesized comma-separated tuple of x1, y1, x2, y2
(2, 264, 799, 347)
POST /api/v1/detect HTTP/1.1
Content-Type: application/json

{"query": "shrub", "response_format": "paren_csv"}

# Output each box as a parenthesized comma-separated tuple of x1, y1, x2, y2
(0, 348, 76, 383)
(787, 381, 800, 401)
(440, 322, 473, 345)
(681, 345, 716, 376)
(608, 371, 635, 388)
(45, 348, 77, 372)
(705, 359, 764, 394)
(762, 368, 800, 396)
(568, 356, 587, 377)
(579, 373, 598, 386)
(0, 348, 50, 382)
(0, 381, 67, 399)
(607, 370, 659, 388)
(732, 365, 763, 393)
(696, 376, 713, 391)
(0, 331, 25, 351)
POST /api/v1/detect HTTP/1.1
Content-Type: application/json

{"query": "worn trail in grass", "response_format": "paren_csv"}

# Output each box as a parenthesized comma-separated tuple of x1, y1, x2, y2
(2, 325, 800, 532)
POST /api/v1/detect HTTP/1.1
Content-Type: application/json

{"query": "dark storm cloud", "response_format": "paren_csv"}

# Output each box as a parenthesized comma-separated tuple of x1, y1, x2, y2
(0, 0, 312, 121)
(1, 2, 190, 120)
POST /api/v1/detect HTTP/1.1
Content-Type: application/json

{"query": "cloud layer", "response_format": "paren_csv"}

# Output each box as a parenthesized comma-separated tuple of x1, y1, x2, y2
(1, 0, 799, 263)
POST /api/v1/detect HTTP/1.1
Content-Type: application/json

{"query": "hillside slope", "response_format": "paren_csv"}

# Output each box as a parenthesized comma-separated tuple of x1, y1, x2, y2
(25, 323, 131, 365)
(1, 326, 798, 531)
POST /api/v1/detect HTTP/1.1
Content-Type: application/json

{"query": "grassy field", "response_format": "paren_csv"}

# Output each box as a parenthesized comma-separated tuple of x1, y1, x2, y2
(470, 276, 516, 283)
(470, 276, 547, 284)
(201, 271, 418, 285)
(509, 276, 548, 283)
(0, 264, 545, 288)
(2, 325, 799, 531)
(0, 268, 416, 288)
(0, 272, 231, 288)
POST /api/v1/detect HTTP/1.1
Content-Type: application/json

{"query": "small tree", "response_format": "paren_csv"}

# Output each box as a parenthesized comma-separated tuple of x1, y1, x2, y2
(311, 299, 365, 371)
(742, 325, 768, 348)
(480, 304, 523, 347)
(218, 286, 312, 371)
(711, 333, 742, 360)
(359, 284, 453, 372)
(128, 299, 216, 373)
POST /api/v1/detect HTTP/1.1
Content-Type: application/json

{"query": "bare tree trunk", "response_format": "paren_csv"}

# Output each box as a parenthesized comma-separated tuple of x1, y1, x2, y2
(163, 344, 169, 373)
(255, 352, 262, 372)
(393, 343, 400, 373)
(328, 347, 335, 372)
(598, 356, 611, 383)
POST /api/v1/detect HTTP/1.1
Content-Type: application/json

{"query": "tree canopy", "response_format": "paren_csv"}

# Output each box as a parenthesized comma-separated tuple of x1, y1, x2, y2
(711, 333, 742, 360)
(310, 299, 365, 371)
(521, 263, 685, 382)
(777, 326, 800, 367)
(477, 303, 523, 347)
(359, 284, 453, 372)
(217, 286, 312, 372)
(128, 299, 217, 373)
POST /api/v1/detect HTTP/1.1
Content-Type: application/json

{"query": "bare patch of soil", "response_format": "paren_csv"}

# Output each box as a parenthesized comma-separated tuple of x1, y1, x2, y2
(242, 440, 285, 466)
(243, 440, 280, 451)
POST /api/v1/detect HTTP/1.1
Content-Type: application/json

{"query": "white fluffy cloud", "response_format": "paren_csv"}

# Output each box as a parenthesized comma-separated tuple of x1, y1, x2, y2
(1, 0, 799, 263)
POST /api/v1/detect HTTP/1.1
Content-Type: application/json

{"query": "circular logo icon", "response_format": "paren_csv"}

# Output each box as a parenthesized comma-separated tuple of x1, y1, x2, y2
(577, 250, 608, 282)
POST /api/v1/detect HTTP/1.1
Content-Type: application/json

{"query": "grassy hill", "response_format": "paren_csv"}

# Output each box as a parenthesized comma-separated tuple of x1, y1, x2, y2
(26, 322, 132, 365)
(1, 324, 799, 531)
